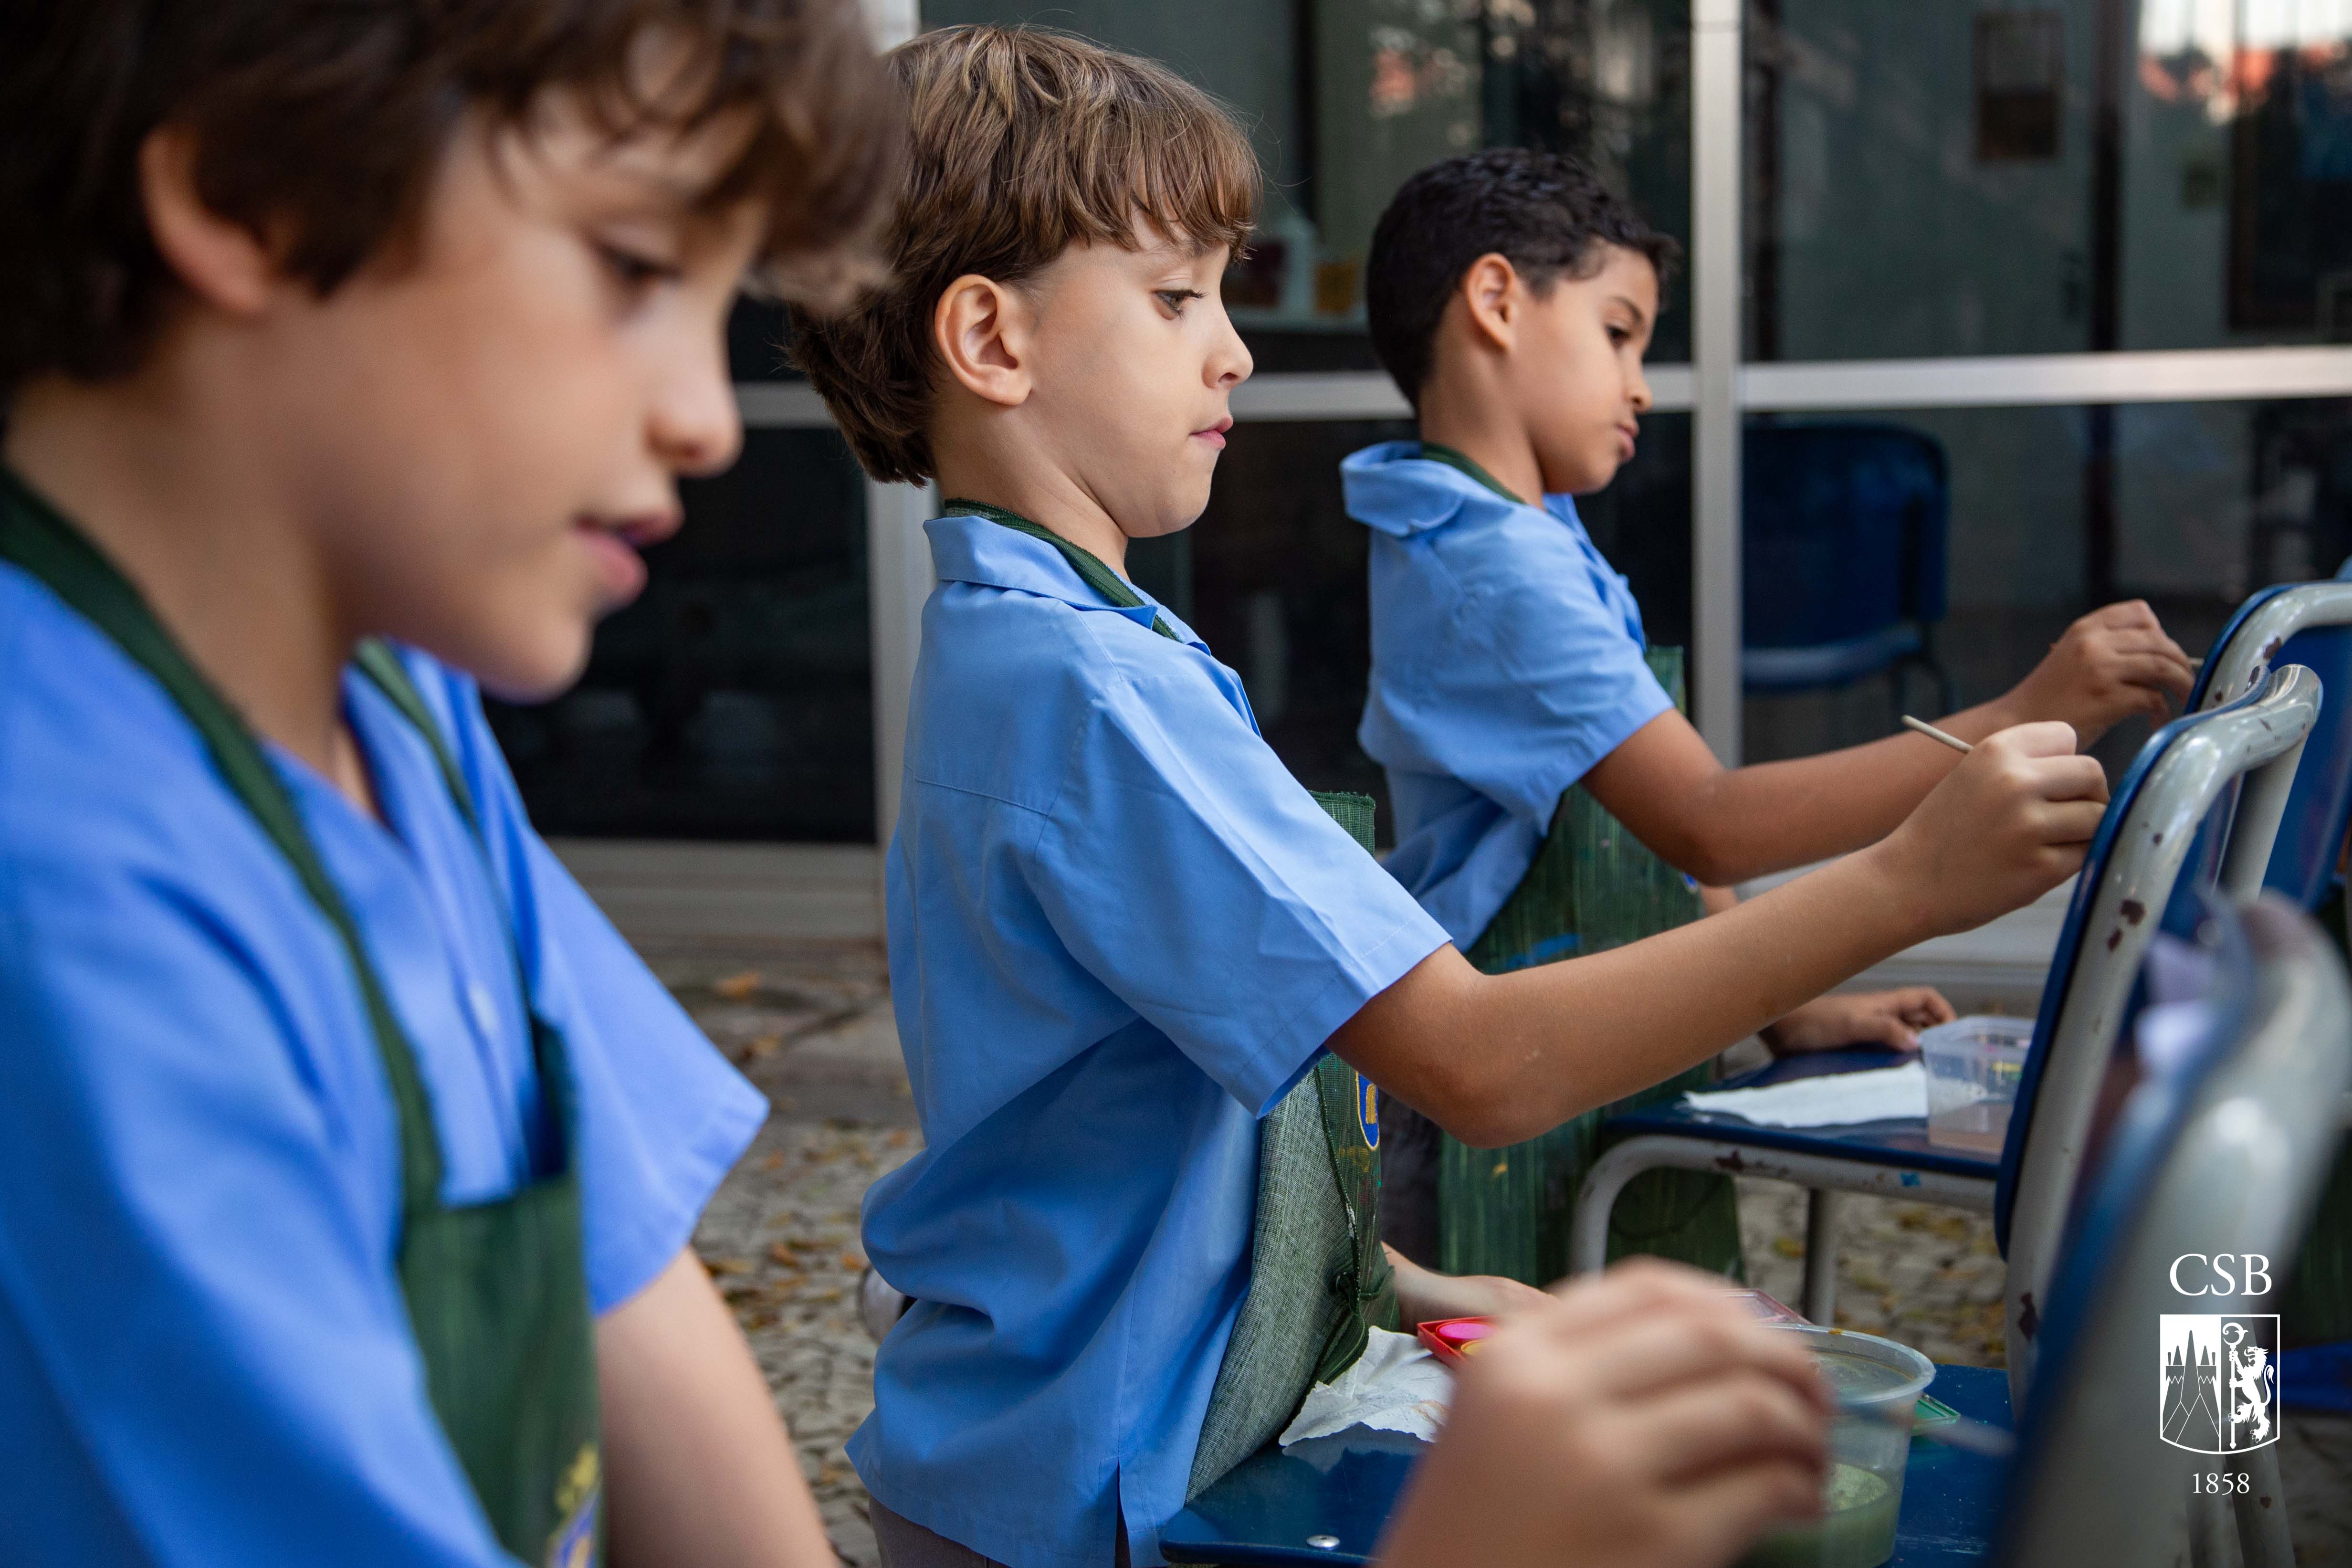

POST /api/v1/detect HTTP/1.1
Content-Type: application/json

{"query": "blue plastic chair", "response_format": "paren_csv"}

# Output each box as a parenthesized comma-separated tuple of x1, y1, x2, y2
(1567, 668, 2320, 1345)
(1743, 421, 1955, 712)
(1163, 896, 2350, 1568)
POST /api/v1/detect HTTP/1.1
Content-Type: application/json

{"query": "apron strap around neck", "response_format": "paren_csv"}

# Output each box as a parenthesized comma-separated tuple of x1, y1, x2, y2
(0, 467, 446, 1217)
(942, 498, 1184, 643)
(1416, 442, 1530, 506)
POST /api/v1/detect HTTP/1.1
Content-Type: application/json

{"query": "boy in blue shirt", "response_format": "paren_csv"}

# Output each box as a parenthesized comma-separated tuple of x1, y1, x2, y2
(0, 2, 897, 1563)
(1349, 149, 2200, 1268)
(793, 27, 2110, 1568)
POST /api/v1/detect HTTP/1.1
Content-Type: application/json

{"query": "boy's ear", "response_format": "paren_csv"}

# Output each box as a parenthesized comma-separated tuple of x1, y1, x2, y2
(139, 127, 279, 318)
(933, 274, 1033, 409)
(1457, 253, 1522, 355)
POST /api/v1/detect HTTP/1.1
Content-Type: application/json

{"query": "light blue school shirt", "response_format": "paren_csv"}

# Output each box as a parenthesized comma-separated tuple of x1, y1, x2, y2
(852, 514, 1450, 1568)
(1346, 441, 1676, 948)
(0, 564, 766, 1567)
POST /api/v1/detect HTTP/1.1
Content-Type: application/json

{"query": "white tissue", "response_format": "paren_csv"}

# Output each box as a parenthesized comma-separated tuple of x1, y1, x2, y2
(1681, 1060, 1927, 1128)
(1278, 1327, 1454, 1447)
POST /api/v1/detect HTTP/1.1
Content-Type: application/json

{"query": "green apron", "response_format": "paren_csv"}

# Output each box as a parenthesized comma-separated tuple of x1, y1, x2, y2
(943, 502, 1396, 1498)
(0, 470, 605, 1568)
(1413, 446, 1746, 1288)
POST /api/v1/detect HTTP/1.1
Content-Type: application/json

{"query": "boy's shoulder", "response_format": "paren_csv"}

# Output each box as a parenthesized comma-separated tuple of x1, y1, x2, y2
(910, 516, 1257, 810)
(0, 562, 243, 870)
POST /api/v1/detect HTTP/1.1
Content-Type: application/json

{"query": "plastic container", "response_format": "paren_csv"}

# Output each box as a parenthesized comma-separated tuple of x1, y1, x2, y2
(1739, 1326, 1934, 1568)
(1920, 1015, 2033, 1154)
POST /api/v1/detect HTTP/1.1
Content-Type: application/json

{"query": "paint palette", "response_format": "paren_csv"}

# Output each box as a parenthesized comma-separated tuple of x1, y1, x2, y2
(1414, 1316, 1497, 1365)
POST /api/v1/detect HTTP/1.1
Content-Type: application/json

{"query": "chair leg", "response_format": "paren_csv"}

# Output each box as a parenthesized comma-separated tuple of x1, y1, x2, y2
(2234, 1444, 2293, 1568)
(1802, 1189, 1840, 1324)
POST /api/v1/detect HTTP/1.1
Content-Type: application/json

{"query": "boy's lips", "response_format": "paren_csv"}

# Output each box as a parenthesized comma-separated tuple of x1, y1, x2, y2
(1192, 417, 1233, 450)
(577, 510, 680, 604)
(1616, 423, 1639, 460)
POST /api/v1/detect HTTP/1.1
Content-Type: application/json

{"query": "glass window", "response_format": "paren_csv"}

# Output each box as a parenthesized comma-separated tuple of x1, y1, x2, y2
(1163, 414, 1691, 842)
(487, 429, 876, 841)
(924, 0, 1695, 369)
(1740, 398, 2352, 780)
(1747, 0, 2352, 359)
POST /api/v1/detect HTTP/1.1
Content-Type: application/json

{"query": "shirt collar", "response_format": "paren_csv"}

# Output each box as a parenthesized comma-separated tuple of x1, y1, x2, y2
(925, 512, 1206, 646)
(1340, 440, 1586, 539)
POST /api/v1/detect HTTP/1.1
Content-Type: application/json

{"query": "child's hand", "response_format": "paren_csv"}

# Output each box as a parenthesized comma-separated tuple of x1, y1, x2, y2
(1761, 987, 1954, 1056)
(1998, 600, 2196, 745)
(1386, 1243, 1553, 1326)
(1872, 722, 2109, 939)
(1377, 1261, 1829, 1568)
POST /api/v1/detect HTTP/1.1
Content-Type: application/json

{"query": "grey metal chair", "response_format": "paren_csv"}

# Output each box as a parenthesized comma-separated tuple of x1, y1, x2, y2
(1997, 895, 2352, 1568)
(1570, 667, 2320, 1353)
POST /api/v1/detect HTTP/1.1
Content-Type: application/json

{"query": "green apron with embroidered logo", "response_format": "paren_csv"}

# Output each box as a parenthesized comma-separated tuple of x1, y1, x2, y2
(944, 502, 1396, 1499)
(1412, 446, 1745, 1289)
(0, 470, 605, 1568)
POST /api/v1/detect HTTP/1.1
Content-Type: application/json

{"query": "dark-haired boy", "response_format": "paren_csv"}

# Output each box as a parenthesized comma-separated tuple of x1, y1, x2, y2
(0, 2, 893, 1563)
(1351, 149, 2198, 1263)
(795, 26, 2108, 1568)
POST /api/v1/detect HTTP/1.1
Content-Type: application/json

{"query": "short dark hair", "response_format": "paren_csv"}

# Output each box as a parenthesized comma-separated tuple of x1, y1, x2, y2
(1365, 148, 1679, 408)
(0, 0, 901, 399)
(789, 26, 1259, 485)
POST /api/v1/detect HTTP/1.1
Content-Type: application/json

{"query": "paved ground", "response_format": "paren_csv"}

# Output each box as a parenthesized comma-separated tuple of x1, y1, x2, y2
(661, 933, 2352, 1566)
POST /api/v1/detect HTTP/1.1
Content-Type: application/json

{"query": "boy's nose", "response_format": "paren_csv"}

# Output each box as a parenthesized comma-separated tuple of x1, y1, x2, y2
(1628, 372, 1654, 414)
(1208, 311, 1253, 389)
(651, 339, 744, 478)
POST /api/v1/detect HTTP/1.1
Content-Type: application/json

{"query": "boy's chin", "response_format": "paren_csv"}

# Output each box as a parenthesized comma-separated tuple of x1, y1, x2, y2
(463, 624, 596, 706)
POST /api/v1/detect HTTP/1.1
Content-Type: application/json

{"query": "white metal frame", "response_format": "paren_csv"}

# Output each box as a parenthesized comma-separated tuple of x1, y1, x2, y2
(755, 1, 2352, 842)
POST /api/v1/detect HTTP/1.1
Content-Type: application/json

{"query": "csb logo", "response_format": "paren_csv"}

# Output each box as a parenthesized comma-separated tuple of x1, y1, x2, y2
(2160, 1310, 2281, 1454)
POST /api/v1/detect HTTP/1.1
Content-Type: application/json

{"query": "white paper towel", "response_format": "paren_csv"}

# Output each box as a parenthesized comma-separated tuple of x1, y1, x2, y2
(1278, 1327, 1454, 1447)
(1681, 1060, 1927, 1128)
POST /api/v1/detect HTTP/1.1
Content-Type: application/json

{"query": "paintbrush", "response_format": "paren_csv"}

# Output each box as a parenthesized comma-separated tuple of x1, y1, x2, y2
(1901, 715, 1973, 755)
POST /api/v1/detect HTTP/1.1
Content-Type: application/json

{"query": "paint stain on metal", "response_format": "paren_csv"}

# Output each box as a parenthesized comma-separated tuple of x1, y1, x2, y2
(2106, 928, 2122, 951)
(1714, 1151, 1750, 1173)
(2017, 1291, 2039, 1339)
(2263, 636, 2284, 661)
(2120, 899, 2146, 925)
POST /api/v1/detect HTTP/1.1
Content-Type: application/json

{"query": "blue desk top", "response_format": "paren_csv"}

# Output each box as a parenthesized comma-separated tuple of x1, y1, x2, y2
(1160, 1364, 2014, 1567)
(1606, 1045, 2003, 1184)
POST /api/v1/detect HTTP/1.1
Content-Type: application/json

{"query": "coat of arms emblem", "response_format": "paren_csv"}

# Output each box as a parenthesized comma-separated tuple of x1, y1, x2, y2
(2160, 1315, 2280, 1453)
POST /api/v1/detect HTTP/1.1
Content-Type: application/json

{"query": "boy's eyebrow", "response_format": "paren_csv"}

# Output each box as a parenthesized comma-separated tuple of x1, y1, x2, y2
(1607, 292, 1652, 328)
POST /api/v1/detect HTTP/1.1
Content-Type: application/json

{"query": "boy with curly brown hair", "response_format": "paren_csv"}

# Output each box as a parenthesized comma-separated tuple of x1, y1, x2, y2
(0, 2, 893, 1563)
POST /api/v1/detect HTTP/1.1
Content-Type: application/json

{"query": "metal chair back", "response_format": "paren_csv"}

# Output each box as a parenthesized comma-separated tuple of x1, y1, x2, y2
(1997, 896, 2352, 1568)
(2190, 573, 2352, 912)
(1998, 666, 2320, 1401)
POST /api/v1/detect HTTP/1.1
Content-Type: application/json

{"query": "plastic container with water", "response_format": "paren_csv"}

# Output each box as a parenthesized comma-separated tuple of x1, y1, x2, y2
(1739, 1326, 1934, 1568)
(1920, 1015, 2033, 1154)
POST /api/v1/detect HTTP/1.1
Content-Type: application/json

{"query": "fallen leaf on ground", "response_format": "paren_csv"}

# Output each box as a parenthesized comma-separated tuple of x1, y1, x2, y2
(714, 970, 762, 1000)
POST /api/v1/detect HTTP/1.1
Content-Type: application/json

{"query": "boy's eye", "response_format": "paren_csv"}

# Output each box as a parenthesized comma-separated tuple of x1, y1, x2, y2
(597, 242, 683, 292)
(1155, 288, 1204, 316)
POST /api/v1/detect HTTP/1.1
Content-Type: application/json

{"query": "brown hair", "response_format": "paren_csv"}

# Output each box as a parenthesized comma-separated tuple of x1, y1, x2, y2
(789, 26, 1259, 484)
(0, 0, 901, 397)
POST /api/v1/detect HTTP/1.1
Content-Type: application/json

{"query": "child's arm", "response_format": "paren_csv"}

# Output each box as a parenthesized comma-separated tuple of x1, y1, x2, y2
(1376, 1262, 1829, 1568)
(1696, 885, 1956, 1054)
(1386, 1243, 1553, 1324)
(1583, 601, 2193, 885)
(1332, 724, 2103, 1147)
(598, 1248, 840, 1568)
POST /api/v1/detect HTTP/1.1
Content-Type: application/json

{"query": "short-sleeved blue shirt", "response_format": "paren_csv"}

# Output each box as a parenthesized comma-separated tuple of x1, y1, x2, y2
(852, 515, 1449, 1568)
(0, 561, 766, 1567)
(1346, 442, 1676, 947)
